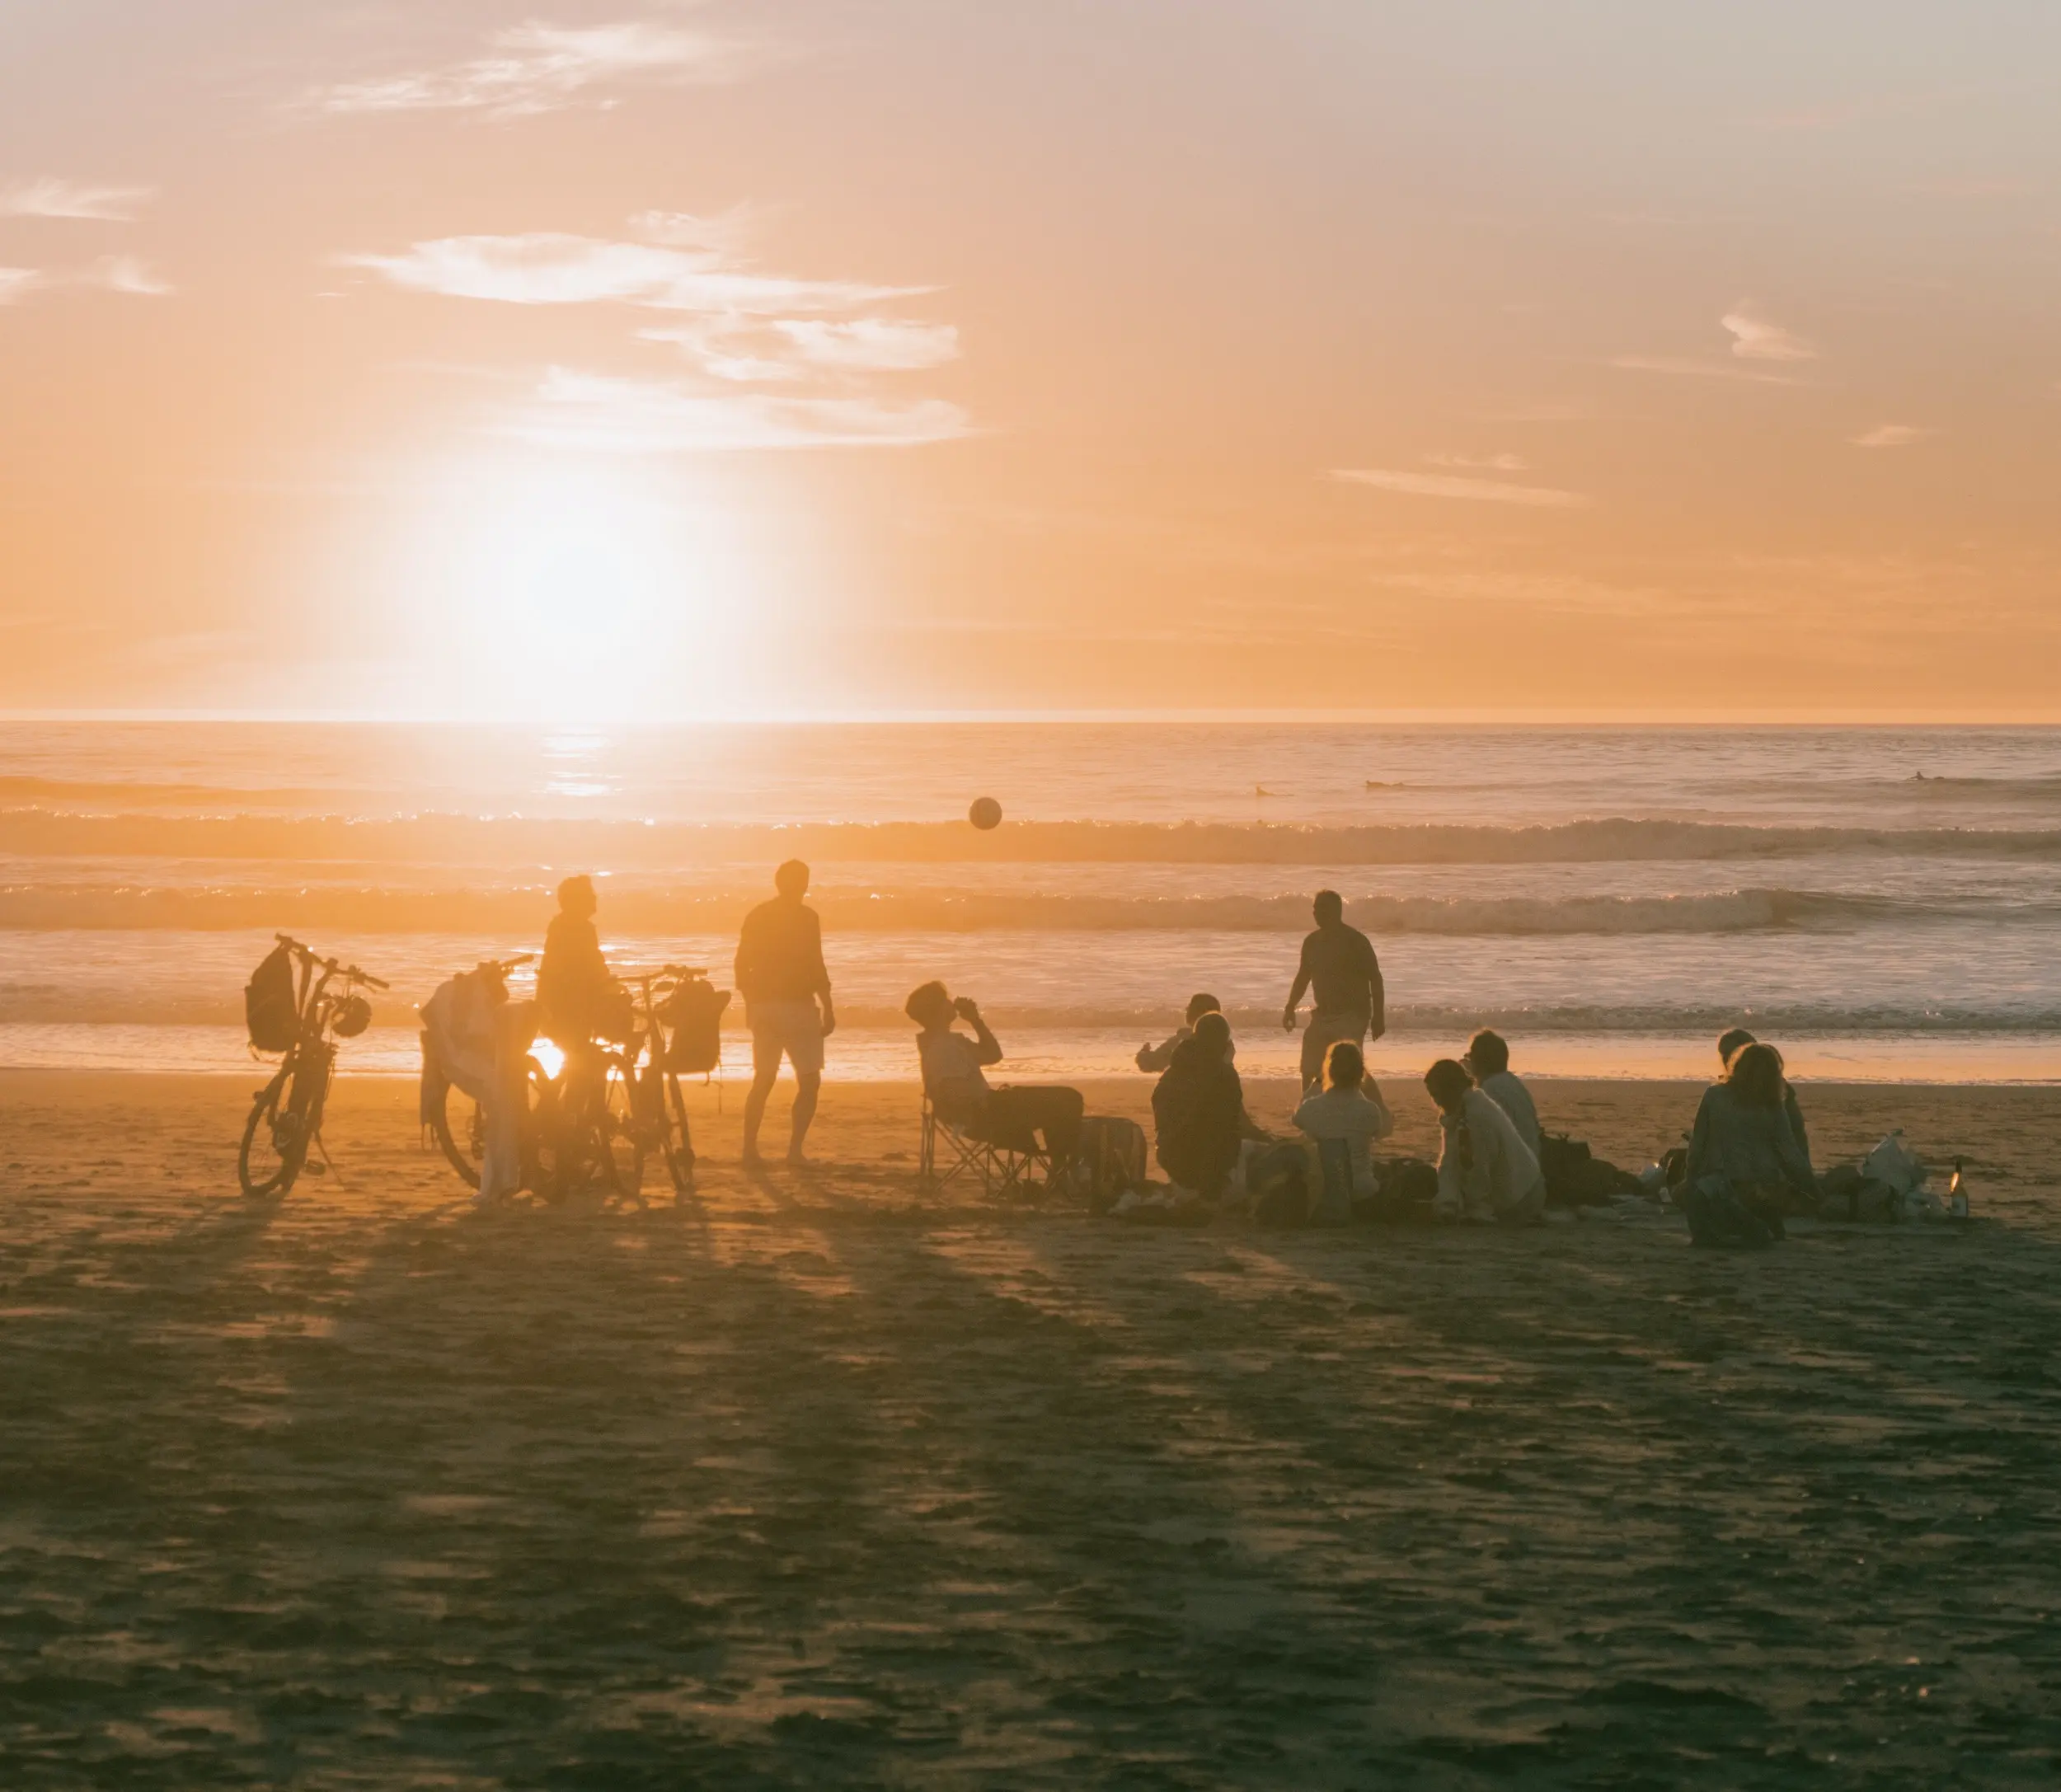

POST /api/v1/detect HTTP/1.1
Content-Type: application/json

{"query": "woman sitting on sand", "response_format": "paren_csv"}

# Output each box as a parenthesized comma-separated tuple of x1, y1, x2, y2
(908, 982, 1083, 1173)
(1293, 1040, 1392, 1200)
(1683, 1042, 1817, 1239)
(1425, 1058, 1545, 1225)
(1152, 1011, 1268, 1199)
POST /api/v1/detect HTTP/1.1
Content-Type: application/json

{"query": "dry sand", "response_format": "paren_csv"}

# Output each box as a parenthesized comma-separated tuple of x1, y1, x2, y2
(3, 1067, 2060, 1786)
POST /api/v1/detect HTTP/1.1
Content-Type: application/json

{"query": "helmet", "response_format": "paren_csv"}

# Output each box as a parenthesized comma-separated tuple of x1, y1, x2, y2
(333, 994, 373, 1039)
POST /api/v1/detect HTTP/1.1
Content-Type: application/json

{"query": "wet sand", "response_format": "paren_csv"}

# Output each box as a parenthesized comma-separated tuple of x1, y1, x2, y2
(3, 1068, 2060, 1785)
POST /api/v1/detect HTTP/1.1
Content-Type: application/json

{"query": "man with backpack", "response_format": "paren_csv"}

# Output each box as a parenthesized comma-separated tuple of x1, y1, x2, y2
(735, 860, 835, 1167)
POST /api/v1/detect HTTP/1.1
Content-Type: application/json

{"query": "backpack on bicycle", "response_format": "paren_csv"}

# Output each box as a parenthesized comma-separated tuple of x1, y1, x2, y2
(660, 975, 731, 1075)
(246, 944, 299, 1053)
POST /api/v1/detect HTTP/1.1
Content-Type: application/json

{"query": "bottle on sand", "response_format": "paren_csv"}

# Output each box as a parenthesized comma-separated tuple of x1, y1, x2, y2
(1948, 1157, 1969, 1218)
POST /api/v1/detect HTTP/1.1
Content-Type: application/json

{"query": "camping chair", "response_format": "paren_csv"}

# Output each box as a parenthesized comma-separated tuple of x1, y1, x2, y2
(918, 1091, 1050, 1197)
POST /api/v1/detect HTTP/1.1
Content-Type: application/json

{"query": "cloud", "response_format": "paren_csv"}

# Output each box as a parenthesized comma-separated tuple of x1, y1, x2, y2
(1331, 468, 1591, 509)
(344, 233, 916, 314)
(772, 318, 960, 371)
(1609, 354, 1800, 386)
(307, 21, 744, 119)
(0, 258, 171, 304)
(1849, 424, 1929, 448)
(1721, 304, 1815, 363)
(507, 368, 973, 453)
(1426, 451, 1528, 472)
(0, 177, 153, 222)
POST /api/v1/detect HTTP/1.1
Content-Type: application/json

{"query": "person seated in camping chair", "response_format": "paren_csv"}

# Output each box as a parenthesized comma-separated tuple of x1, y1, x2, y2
(1152, 1011, 1270, 1202)
(907, 982, 1083, 1177)
(538, 874, 631, 1114)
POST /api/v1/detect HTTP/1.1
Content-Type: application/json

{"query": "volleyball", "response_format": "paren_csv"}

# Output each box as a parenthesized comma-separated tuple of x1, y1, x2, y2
(969, 796, 1003, 831)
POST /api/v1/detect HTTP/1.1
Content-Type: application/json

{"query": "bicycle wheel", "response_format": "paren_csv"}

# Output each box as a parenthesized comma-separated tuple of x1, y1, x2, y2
(239, 1061, 307, 1197)
(430, 1080, 486, 1189)
(601, 1059, 646, 1200)
(658, 1068, 696, 1195)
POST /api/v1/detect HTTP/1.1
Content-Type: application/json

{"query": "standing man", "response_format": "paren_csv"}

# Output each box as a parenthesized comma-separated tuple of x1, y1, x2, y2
(735, 860, 835, 1167)
(1282, 889, 1384, 1091)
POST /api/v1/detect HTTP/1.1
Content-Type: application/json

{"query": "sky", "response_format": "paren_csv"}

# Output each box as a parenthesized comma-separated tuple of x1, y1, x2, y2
(2, 0, 2059, 720)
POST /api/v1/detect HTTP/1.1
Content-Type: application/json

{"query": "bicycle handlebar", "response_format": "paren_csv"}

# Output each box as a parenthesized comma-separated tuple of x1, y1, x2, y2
(275, 934, 387, 991)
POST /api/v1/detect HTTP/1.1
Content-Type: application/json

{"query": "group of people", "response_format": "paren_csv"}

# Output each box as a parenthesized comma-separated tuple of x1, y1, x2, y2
(535, 867, 1822, 1232)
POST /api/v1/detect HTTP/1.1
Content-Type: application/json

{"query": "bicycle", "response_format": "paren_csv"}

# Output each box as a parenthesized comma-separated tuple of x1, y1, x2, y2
(425, 961, 711, 1203)
(238, 936, 388, 1198)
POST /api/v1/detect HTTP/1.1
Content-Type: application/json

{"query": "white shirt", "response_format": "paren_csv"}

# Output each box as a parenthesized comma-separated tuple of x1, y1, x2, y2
(1436, 1088, 1546, 1222)
(1293, 1084, 1394, 1195)
(1477, 1069, 1542, 1160)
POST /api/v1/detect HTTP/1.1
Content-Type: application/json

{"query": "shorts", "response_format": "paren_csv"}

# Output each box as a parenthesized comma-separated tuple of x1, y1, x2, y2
(749, 999, 826, 1076)
(1300, 1012, 1368, 1090)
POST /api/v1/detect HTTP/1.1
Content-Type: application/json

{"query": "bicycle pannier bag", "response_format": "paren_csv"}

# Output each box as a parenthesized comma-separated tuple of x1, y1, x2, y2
(245, 945, 298, 1053)
(663, 977, 731, 1075)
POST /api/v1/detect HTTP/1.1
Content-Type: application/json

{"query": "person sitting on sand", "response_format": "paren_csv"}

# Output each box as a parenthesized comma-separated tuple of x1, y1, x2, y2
(1425, 1058, 1545, 1224)
(1462, 1029, 1541, 1162)
(1293, 1039, 1392, 1199)
(1717, 1027, 1813, 1179)
(908, 982, 1083, 1174)
(1137, 992, 1227, 1072)
(1152, 1011, 1268, 1199)
(1283, 889, 1384, 1091)
(1686, 1042, 1817, 1230)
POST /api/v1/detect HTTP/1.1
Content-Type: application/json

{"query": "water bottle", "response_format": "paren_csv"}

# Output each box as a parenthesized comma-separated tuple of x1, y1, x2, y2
(1948, 1157, 1969, 1218)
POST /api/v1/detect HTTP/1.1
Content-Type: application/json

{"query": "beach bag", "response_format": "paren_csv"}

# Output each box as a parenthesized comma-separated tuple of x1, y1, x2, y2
(1382, 1157, 1439, 1212)
(1861, 1133, 1926, 1199)
(661, 976, 731, 1075)
(245, 944, 299, 1053)
(1076, 1115, 1148, 1213)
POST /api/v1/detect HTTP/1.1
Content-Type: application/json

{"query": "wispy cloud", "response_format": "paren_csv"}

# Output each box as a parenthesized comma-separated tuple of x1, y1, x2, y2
(1850, 424, 1929, 448)
(346, 213, 965, 453)
(1331, 468, 1591, 509)
(508, 368, 972, 453)
(1426, 451, 1528, 472)
(1608, 354, 1800, 386)
(1722, 303, 1815, 363)
(344, 232, 916, 314)
(0, 257, 171, 304)
(307, 21, 746, 120)
(0, 176, 154, 222)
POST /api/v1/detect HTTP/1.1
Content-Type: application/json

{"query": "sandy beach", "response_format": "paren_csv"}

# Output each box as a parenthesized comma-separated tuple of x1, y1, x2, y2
(4, 1067, 2059, 1785)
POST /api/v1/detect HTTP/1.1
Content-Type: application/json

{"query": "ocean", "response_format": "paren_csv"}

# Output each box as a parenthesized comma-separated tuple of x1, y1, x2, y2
(2, 720, 2057, 1083)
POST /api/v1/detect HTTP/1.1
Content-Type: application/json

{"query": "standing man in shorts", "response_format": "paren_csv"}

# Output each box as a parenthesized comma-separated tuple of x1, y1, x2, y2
(735, 860, 835, 1166)
(1282, 889, 1384, 1091)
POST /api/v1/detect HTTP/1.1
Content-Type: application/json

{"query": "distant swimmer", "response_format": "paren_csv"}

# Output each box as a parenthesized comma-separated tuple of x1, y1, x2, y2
(1255, 784, 1275, 799)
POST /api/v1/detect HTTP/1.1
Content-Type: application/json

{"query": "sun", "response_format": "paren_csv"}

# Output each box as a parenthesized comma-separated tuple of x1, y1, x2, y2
(397, 452, 749, 724)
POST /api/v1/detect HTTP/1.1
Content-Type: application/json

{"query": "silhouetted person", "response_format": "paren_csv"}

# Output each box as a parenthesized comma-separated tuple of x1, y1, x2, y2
(538, 874, 627, 1117)
(1687, 1042, 1816, 1222)
(1137, 992, 1226, 1073)
(736, 860, 835, 1167)
(1283, 889, 1384, 1090)
(1717, 1026, 1812, 1177)
(908, 981, 1082, 1173)
(1463, 1028, 1540, 1161)
(1425, 1057, 1544, 1224)
(1152, 1011, 1265, 1199)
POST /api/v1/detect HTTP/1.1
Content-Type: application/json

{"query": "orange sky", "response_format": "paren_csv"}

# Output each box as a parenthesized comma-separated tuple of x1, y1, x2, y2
(2, 1, 2059, 720)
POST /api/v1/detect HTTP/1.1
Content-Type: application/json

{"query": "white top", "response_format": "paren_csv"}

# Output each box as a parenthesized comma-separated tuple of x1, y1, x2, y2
(1293, 1084, 1394, 1194)
(1436, 1088, 1546, 1222)
(918, 1029, 991, 1114)
(1477, 1069, 1542, 1159)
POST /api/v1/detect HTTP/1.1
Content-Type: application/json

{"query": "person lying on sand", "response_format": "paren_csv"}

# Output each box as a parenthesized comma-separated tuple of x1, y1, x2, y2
(1425, 1058, 1545, 1225)
(1137, 992, 1227, 1073)
(1463, 1028, 1541, 1161)
(1684, 1042, 1817, 1236)
(1292, 1039, 1392, 1199)
(1152, 1011, 1269, 1201)
(1717, 1026, 1813, 1179)
(908, 981, 1083, 1175)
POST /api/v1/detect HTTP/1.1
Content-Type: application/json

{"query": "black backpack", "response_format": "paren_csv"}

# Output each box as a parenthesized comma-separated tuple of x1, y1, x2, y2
(245, 944, 300, 1053)
(661, 976, 731, 1075)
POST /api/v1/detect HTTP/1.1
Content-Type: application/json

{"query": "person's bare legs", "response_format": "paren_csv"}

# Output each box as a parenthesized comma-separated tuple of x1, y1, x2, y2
(742, 1053, 782, 1166)
(786, 1070, 822, 1165)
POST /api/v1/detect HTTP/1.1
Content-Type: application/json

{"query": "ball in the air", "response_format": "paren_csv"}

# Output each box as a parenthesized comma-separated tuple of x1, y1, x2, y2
(969, 796, 1003, 831)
